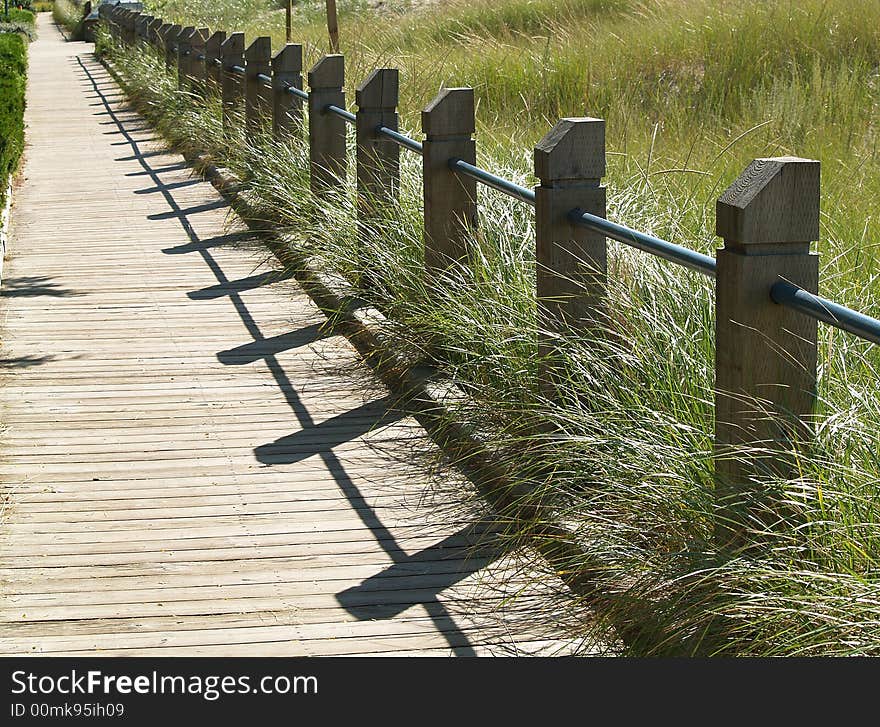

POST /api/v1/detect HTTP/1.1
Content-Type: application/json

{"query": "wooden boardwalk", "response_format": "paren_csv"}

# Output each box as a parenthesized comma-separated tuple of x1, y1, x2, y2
(0, 16, 576, 656)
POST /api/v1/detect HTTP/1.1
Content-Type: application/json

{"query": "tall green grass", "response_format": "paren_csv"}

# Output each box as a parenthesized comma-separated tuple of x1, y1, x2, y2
(52, 0, 82, 37)
(102, 0, 880, 655)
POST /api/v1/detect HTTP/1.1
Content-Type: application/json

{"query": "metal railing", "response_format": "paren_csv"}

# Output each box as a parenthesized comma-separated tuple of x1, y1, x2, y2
(285, 85, 308, 102)
(771, 281, 880, 345)
(571, 210, 717, 277)
(324, 104, 356, 124)
(123, 14, 880, 351)
(376, 126, 423, 155)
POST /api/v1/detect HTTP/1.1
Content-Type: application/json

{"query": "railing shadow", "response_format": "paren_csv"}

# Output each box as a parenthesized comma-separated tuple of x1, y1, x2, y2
(0, 354, 57, 369)
(254, 397, 406, 466)
(75, 53, 496, 655)
(0, 275, 81, 298)
(216, 323, 326, 364)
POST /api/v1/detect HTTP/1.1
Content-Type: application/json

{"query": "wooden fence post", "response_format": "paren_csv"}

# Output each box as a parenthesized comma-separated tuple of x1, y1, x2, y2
(125, 10, 141, 45)
(714, 156, 820, 548)
(127, 11, 140, 45)
(119, 9, 131, 45)
(245, 37, 272, 136)
(421, 88, 477, 283)
(155, 22, 170, 53)
(107, 7, 117, 41)
(205, 31, 226, 94)
(534, 118, 607, 375)
(112, 8, 124, 43)
(188, 28, 208, 95)
(307, 55, 346, 198)
(145, 17, 159, 46)
(271, 43, 303, 139)
(356, 68, 399, 286)
(176, 26, 195, 90)
(147, 18, 163, 50)
(164, 24, 181, 70)
(135, 14, 150, 44)
(220, 32, 245, 134)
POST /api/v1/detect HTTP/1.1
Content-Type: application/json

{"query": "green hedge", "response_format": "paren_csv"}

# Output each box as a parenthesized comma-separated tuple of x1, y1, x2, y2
(5, 9, 35, 24)
(0, 32, 27, 208)
(0, 7, 36, 39)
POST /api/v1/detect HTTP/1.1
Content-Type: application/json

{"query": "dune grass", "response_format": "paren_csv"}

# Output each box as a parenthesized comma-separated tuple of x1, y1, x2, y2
(52, 0, 82, 38)
(101, 0, 880, 655)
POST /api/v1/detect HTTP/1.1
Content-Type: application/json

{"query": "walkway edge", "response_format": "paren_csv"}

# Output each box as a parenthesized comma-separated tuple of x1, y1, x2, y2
(0, 178, 12, 286)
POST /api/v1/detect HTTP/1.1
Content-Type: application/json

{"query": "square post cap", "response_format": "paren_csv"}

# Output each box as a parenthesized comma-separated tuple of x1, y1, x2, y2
(534, 117, 605, 183)
(716, 157, 820, 246)
(421, 88, 475, 137)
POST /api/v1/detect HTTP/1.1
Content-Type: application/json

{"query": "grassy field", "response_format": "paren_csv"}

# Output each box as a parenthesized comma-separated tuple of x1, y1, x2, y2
(142, 0, 880, 314)
(105, 0, 880, 655)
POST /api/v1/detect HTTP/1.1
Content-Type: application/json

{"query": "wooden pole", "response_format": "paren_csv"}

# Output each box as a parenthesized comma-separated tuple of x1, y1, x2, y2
(176, 26, 195, 91)
(244, 37, 272, 137)
(326, 0, 339, 53)
(714, 156, 821, 549)
(272, 44, 304, 140)
(356, 68, 400, 289)
(205, 31, 227, 95)
(286, 0, 293, 43)
(421, 87, 477, 285)
(534, 117, 607, 387)
(146, 18, 162, 50)
(220, 32, 245, 135)
(307, 55, 346, 198)
(189, 28, 209, 96)
(163, 24, 181, 70)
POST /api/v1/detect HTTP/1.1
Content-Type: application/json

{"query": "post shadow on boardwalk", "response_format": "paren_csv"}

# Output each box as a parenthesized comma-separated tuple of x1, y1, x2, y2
(74, 52, 493, 655)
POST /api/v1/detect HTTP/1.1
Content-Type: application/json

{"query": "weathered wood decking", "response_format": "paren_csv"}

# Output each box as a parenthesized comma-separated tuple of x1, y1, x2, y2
(0, 16, 575, 656)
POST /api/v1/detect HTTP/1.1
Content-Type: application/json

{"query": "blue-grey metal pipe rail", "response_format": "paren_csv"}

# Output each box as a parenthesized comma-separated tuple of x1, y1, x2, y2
(256, 72, 272, 85)
(324, 104, 356, 124)
(196, 53, 205, 61)
(450, 158, 535, 207)
(285, 84, 309, 101)
(446, 155, 718, 276)
(570, 209, 718, 277)
(771, 281, 880, 345)
(231, 64, 246, 75)
(376, 125, 423, 155)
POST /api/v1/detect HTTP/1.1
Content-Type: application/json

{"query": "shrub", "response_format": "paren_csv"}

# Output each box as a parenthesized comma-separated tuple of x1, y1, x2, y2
(0, 32, 26, 208)
(5, 8, 35, 23)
